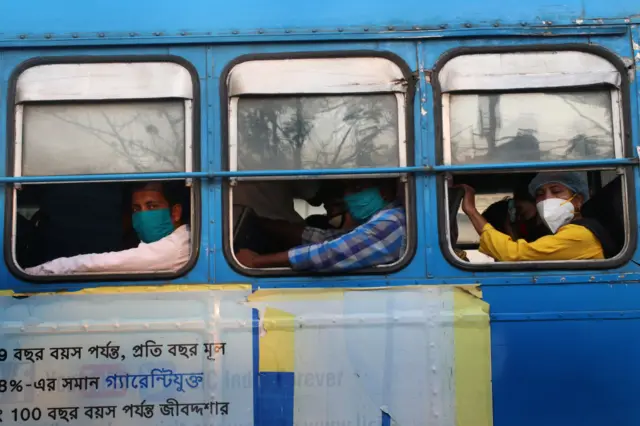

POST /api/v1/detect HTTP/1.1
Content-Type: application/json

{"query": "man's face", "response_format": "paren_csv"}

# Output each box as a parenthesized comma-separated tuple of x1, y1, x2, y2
(132, 186, 182, 226)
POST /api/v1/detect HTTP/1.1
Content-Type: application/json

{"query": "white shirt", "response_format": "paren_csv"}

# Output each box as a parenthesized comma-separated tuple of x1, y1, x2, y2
(25, 225, 191, 276)
(233, 181, 320, 223)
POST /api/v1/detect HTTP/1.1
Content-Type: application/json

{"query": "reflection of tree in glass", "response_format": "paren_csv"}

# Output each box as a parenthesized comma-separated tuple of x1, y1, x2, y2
(237, 95, 397, 170)
(40, 104, 184, 172)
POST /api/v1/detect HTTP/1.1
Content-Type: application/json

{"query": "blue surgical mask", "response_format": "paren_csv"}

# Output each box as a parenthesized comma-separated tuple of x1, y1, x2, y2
(344, 188, 386, 222)
(132, 209, 174, 243)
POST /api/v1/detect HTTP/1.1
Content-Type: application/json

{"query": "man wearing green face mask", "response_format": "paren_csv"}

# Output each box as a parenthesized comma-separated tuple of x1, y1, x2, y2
(235, 179, 406, 272)
(25, 181, 189, 276)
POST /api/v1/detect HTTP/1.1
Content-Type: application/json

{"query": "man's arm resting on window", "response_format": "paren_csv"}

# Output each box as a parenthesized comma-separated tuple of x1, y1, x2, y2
(25, 232, 188, 276)
(236, 216, 403, 271)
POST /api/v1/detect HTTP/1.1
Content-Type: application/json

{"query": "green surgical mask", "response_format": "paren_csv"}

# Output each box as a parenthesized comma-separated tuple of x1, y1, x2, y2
(132, 209, 174, 243)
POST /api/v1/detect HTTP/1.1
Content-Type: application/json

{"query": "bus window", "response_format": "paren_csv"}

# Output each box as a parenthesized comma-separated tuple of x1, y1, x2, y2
(225, 57, 412, 274)
(437, 50, 630, 267)
(10, 61, 198, 279)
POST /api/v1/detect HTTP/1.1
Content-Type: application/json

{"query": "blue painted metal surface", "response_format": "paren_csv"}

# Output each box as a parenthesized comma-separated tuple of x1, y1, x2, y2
(0, 1, 638, 426)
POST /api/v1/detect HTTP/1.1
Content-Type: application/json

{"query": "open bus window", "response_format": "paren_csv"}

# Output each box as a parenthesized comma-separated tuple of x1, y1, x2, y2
(438, 50, 632, 268)
(9, 61, 198, 279)
(225, 56, 412, 274)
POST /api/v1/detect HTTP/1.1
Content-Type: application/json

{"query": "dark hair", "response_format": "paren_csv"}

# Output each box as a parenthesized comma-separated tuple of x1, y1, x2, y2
(482, 199, 511, 234)
(130, 181, 186, 207)
(513, 175, 536, 203)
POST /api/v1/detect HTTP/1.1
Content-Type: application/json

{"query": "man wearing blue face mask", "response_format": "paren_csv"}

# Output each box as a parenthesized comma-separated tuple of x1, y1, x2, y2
(25, 181, 190, 276)
(235, 179, 406, 271)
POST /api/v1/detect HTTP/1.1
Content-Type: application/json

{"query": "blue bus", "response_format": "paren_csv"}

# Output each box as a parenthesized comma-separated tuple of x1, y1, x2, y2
(0, 0, 638, 425)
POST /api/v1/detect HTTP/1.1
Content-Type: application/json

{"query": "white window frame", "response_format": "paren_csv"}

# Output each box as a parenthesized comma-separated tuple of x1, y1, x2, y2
(438, 51, 628, 265)
(14, 62, 194, 180)
(227, 57, 408, 181)
(12, 62, 196, 275)
(226, 57, 411, 271)
(439, 51, 624, 165)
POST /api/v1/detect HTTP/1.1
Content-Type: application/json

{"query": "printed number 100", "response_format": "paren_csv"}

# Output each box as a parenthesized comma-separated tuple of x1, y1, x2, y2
(11, 408, 42, 422)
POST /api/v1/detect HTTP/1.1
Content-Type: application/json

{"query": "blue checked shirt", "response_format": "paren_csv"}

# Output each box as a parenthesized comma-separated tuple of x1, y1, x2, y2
(288, 203, 406, 272)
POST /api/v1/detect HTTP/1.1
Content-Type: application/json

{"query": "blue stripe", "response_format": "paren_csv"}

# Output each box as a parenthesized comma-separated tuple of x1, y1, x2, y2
(381, 410, 391, 426)
(252, 308, 260, 426)
(257, 372, 295, 426)
(2, 157, 635, 183)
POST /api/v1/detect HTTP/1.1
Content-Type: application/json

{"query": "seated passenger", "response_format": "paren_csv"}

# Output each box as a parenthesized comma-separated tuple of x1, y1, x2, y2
(481, 198, 516, 239)
(25, 181, 189, 276)
(235, 179, 406, 271)
(459, 172, 607, 261)
(304, 180, 354, 230)
(513, 179, 551, 242)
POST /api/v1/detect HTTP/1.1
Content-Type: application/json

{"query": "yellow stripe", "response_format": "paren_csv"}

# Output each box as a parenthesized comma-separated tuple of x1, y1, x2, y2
(249, 288, 345, 302)
(259, 307, 295, 373)
(453, 286, 493, 426)
(0, 283, 251, 297)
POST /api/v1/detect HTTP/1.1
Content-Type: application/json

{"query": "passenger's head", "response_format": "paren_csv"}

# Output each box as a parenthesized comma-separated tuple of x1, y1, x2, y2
(482, 199, 515, 237)
(528, 171, 589, 210)
(130, 181, 185, 243)
(513, 180, 537, 221)
(343, 178, 397, 223)
(528, 171, 589, 233)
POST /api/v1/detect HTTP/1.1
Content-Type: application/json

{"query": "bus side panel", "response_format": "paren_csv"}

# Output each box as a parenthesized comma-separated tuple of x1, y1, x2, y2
(0, 284, 492, 426)
(485, 283, 640, 426)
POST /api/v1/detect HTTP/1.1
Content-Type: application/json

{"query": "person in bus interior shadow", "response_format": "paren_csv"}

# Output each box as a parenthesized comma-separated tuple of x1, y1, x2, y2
(25, 181, 190, 276)
(458, 171, 615, 262)
(253, 179, 359, 251)
(512, 178, 552, 242)
(234, 178, 406, 271)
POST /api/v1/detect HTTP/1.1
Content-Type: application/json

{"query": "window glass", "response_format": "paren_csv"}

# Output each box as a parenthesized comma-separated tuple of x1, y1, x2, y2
(22, 101, 185, 176)
(449, 91, 615, 165)
(236, 94, 399, 171)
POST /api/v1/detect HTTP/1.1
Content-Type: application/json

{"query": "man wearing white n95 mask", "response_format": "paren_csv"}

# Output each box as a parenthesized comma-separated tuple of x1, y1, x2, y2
(458, 171, 614, 262)
(25, 181, 190, 276)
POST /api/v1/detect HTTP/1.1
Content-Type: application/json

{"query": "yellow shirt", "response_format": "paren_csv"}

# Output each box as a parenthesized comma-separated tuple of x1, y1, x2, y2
(479, 223, 604, 262)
